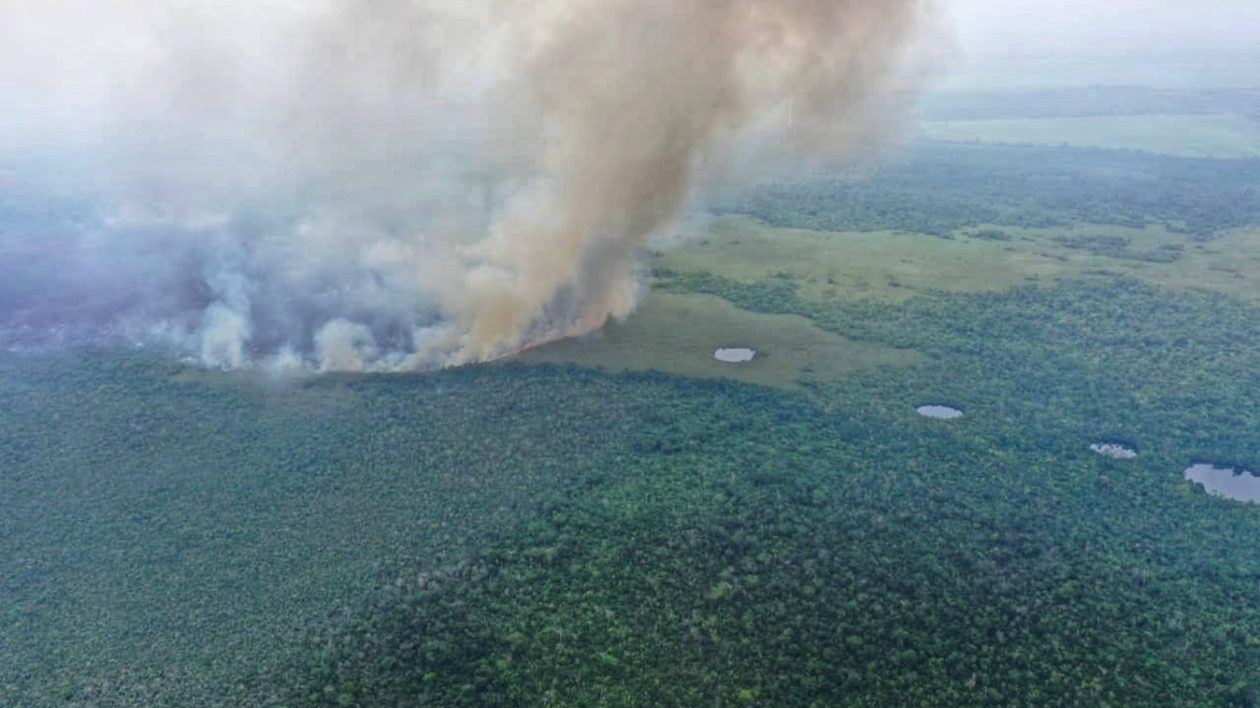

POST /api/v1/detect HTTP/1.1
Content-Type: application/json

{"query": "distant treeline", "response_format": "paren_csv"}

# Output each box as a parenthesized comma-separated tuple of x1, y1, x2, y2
(720, 143, 1260, 238)
(918, 86, 1260, 121)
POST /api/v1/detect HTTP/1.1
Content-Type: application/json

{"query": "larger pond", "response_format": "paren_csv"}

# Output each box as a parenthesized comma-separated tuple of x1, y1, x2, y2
(1184, 463, 1260, 504)
(714, 348, 756, 363)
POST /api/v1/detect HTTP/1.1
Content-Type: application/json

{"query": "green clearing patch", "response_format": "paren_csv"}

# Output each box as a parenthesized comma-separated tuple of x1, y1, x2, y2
(656, 217, 1060, 302)
(922, 114, 1260, 158)
(511, 291, 918, 389)
(655, 217, 1260, 305)
(1137, 226, 1260, 298)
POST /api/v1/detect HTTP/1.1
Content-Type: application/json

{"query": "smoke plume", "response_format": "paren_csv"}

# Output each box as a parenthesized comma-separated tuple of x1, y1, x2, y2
(0, 0, 935, 371)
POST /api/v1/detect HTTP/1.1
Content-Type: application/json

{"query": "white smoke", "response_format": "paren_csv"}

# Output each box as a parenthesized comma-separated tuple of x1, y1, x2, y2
(0, 0, 938, 371)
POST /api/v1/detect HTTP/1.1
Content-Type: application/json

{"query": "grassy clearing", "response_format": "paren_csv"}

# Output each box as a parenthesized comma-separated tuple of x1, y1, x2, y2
(656, 218, 1054, 302)
(1141, 226, 1260, 297)
(511, 291, 918, 389)
(922, 114, 1260, 158)
(654, 217, 1260, 305)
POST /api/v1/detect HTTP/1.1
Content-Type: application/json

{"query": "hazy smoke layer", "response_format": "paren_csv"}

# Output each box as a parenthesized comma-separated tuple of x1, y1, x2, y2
(0, 0, 932, 371)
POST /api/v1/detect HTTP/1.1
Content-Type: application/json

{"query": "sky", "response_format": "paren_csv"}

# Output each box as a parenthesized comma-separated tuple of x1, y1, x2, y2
(947, 0, 1260, 59)
(4, 0, 1258, 147)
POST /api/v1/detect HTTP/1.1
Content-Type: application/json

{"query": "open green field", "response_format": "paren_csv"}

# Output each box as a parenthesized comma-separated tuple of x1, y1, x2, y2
(656, 217, 1071, 302)
(512, 291, 920, 389)
(922, 114, 1260, 158)
(655, 217, 1260, 305)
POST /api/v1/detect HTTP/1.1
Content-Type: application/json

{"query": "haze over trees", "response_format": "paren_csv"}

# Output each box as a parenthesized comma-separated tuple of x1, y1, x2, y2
(3, 2, 1260, 706)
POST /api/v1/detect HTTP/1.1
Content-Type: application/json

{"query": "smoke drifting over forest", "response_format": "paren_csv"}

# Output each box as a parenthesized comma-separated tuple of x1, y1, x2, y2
(0, 0, 935, 371)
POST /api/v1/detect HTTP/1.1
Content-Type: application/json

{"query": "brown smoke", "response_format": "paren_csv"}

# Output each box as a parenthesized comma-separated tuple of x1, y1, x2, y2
(0, 0, 935, 370)
(438, 0, 932, 363)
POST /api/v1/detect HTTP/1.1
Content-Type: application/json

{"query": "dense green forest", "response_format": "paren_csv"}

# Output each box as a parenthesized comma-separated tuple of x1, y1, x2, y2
(285, 275, 1260, 706)
(5, 128, 1260, 704)
(918, 86, 1260, 121)
(4, 273, 1259, 705)
(721, 143, 1260, 238)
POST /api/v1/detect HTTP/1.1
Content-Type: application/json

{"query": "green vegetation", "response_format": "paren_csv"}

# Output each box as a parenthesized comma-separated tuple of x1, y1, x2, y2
(919, 86, 1260, 121)
(5, 275, 1260, 705)
(655, 217, 1260, 305)
(656, 217, 1142, 303)
(511, 291, 919, 389)
(6, 99, 1260, 706)
(922, 114, 1260, 159)
(0, 355, 649, 704)
(721, 143, 1260, 238)
(290, 276, 1260, 706)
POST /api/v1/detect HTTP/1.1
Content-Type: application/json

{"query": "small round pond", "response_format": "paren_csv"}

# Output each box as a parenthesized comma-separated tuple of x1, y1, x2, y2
(1184, 464, 1260, 504)
(1090, 443, 1138, 460)
(714, 348, 756, 363)
(916, 405, 963, 420)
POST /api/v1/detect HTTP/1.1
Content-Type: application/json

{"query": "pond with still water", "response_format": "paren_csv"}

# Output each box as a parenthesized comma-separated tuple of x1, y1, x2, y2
(714, 348, 756, 363)
(1184, 463, 1260, 504)
(916, 405, 964, 420)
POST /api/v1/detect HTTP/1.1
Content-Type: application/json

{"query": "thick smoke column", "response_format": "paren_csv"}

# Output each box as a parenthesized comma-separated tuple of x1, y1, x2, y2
(0, 0, 933, 371)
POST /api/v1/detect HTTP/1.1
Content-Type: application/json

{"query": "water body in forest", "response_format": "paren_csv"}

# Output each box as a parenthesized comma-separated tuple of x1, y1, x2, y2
(916, 405, 964, 420)
(1184, 463, 1260, 504)
(715, 348, 756, 363)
